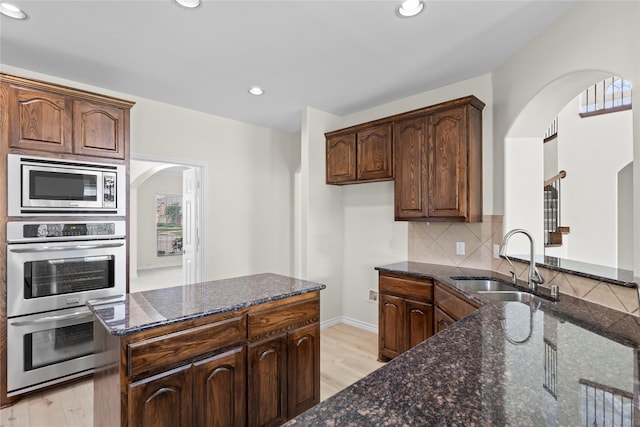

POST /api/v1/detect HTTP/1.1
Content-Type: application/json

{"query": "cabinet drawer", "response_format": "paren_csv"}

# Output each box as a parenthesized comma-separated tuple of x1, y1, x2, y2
(248, 299, 319, 339)
(435, 284, 478, 321)
(128, 316, 244, 377)
(379, 274, 433, 302)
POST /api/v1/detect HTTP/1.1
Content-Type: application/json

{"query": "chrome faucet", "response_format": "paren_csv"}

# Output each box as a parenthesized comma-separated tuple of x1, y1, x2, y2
(499, 229, 545, 291)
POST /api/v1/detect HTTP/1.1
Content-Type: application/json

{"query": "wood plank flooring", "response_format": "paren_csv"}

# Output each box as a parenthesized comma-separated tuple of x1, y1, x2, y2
(0, 323, 383, 426)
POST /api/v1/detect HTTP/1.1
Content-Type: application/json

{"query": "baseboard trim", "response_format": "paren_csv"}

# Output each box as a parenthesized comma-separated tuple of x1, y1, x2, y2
(320, 316, 378, 334)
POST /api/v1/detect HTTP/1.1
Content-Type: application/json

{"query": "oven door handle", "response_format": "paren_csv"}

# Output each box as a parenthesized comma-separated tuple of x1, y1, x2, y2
(9, 242, 124, 253)
(10, 309, 94, 326)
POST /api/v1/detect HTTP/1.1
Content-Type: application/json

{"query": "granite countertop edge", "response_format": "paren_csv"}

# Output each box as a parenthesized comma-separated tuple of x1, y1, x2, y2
(88, 273, 326, 336)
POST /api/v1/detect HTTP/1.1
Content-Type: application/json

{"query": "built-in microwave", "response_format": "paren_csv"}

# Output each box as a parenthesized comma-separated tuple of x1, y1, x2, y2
(7, 154, 126, 216)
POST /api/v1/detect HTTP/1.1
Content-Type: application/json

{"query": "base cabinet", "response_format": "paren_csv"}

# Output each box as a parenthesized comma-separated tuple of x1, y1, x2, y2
(378, 273, 433, 361)
(434, 281, 480, 334)
(94, 292, 321, 427)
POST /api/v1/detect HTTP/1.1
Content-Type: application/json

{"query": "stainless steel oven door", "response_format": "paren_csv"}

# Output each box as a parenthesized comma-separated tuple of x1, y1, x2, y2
(7, 306, 95, 396)
(7, 239, 126, 317)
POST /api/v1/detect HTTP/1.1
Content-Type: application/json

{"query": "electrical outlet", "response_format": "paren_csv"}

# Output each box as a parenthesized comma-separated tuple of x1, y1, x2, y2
(456, 241, 465, 256)
(368, 289, 378, 303)
(493, 244, 500, 259)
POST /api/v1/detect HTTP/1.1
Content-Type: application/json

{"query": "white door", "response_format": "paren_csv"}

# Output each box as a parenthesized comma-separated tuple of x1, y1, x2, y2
(182, 167, 201, 285)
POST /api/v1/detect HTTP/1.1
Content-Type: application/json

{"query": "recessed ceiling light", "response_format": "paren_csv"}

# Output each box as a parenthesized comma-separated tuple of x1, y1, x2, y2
(396, 0, 424, 18)
(248, 87, 265, 96)
(174, 0, 200, 9)
(0, 2, 28, 20)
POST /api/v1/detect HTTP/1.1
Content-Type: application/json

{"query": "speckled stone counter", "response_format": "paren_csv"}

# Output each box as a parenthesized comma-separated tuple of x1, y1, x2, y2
(88, 272, 326, 335)
(287, 262, 640, 426)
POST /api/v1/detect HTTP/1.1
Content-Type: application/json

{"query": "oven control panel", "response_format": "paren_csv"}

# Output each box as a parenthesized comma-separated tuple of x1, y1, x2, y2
(7, 221, 126, 242)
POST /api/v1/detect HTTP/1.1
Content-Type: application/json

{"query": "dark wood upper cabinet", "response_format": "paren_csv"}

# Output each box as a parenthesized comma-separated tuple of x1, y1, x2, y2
(326, 132, 357, 183)
(356, 123, 393, 181)
(6, 83, 73, 153)
(1, 73, 133, 161)
(73, 99, 127, 159)
(326, 124, 393, 185)
(325, 95, 484, 221)
(394, 116, 428, 219)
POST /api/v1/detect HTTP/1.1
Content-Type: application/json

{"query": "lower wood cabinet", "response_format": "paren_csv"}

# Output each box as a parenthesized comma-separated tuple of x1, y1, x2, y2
(434, 306, 456, 334)
(94, 292, 320, 427)
(378, 273, 433, 361)
(434, 281, 480, 334)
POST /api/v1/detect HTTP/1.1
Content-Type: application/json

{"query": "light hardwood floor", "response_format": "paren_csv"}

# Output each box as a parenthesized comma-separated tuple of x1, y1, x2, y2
(1, 323, 383, 426)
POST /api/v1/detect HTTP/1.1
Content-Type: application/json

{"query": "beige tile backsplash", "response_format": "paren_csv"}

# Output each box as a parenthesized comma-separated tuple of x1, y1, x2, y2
(408, 216, 640, 316)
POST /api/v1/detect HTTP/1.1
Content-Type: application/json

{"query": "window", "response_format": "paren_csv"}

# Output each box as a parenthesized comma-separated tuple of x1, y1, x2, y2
(156, 193, 183, 257)
(580, 76, 632, 116)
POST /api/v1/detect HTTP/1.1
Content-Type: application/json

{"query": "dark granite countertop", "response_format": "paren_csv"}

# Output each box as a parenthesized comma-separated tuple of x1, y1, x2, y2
(287, 261, 640, 426)
(87, 273, 326, 336)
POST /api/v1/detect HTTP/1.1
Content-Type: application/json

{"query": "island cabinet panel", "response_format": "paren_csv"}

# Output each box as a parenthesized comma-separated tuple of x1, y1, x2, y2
(326, 132, 356, 183)
(394, 116, 428, 220)
(93, 291, 321, 427)
(128, 364, 194, 427)
(287, 323, 320, 418)
(433, 281, 480, 335)
(73, 99, 127, 159)
(248, 335, 288, 427)
(378, 273, 434, 361)
(193, 347, 246, 427)
(434, 306, 456, 334)
(6, 83, 73, 153)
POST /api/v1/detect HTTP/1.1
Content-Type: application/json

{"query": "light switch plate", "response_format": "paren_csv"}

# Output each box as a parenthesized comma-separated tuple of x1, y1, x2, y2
(456, 241, 465, 256)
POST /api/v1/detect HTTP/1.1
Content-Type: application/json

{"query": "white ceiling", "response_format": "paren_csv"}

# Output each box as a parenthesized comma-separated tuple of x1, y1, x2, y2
(0, 0, 576, 133)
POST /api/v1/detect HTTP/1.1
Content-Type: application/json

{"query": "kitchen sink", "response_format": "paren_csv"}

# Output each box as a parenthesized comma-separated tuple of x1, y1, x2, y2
(452, 278, 518, 292)
(478, 291, 546, 304)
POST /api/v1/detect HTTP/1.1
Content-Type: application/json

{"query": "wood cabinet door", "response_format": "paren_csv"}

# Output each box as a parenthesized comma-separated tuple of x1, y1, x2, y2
(193, 346, 246, 427)
(379, 294, 405, 360)
(434, 306, 456, 334)
(248, 335, 288, 427)
(73, 99, 126, 159)
(356, 123, 393, 181)
(6, 83, 73, 153)
(405, 299, 433, 350)
(287, 323, 320, 418)
(428, 107, 467, 219)
(394, 116, 428, 220)
(326, 132, 356, 184)
(128, 364, 193, 427)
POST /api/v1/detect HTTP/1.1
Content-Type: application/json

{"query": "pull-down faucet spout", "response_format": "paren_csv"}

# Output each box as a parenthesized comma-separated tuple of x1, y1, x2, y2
(499, 229, 545, 291)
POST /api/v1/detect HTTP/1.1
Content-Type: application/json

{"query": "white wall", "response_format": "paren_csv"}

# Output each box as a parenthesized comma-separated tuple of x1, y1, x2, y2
(299, 107, 344, 323)
(2, 64, 299, 283)
(137, 172, 182, 270)
(557, 98, 633, 267)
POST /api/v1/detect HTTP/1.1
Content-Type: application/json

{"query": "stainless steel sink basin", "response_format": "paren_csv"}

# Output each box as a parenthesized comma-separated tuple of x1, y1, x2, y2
(453, 278, 517, 292)
(478, 291, 546, 304)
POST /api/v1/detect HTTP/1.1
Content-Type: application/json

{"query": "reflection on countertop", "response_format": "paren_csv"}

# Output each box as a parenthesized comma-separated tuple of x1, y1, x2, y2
(287, 262, 640, 426)
(87, 272, 326, 335)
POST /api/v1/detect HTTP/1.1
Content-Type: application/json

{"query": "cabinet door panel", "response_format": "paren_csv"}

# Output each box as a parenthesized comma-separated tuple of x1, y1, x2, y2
(379, 294, 405, 360)
(287, 324, 320, 418)
(406, 299, 433, 350)
(357, 124, 393, 180)
(193, 346, 246, 427)
(326, 133, 356, 183)
(394, 116, 428, 219)
(128, 364, 193, 427)
(434, 307, 456, 334)
(73, 99, 126, 159)
(428, 107, 467, 218)
(248, 335, 287, 427)
(7, 84, 72, 153)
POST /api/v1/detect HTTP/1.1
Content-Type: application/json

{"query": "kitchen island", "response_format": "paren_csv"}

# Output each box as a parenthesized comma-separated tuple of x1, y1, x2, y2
(287, 262, 640, 426)
(88, 273, 325, 427)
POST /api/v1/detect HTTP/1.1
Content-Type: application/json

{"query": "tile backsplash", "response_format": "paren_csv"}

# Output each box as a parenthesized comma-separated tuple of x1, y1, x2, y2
(408, 216, 640, 317)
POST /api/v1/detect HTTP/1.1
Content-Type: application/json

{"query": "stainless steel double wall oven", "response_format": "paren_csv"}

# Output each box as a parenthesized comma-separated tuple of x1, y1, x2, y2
(6, 155, 126, 396)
